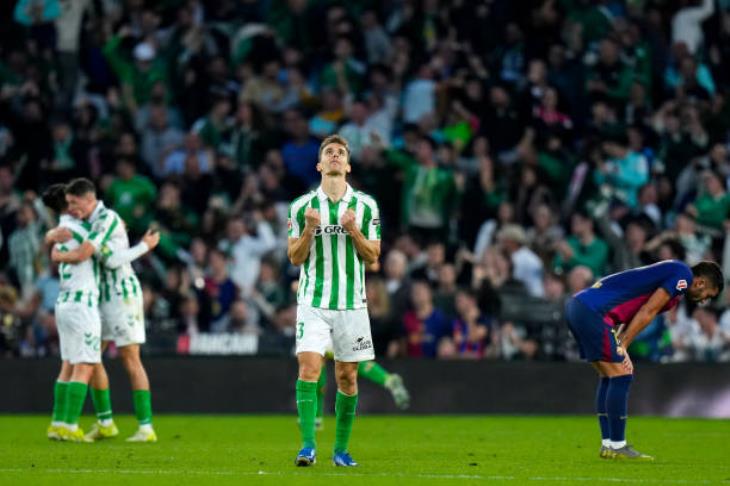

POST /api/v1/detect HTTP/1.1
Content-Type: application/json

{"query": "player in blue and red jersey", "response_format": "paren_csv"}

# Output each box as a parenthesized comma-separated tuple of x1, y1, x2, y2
(565, 260, 723, 460)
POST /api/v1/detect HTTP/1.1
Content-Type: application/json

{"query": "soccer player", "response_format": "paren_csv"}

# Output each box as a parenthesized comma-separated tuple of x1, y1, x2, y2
(41, 184, 99, 442)
(51, 178, 160, 442)
(288, 134, 381, 467)
(565, 260, 723, 460)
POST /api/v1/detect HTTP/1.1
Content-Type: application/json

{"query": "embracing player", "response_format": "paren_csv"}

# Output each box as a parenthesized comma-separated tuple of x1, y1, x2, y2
(287, 135, 381, 467)
(50, 178, 160, 442)
(565, 260, 723, 460)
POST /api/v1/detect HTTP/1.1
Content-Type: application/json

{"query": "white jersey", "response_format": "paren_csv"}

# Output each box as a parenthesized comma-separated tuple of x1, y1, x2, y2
(87, 201, 141, 302)
(56, 214, 99, 307)
(288, 184, 380, 311)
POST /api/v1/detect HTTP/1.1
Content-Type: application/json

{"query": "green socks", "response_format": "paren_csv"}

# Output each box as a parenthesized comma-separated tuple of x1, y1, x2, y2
(64, 381, 88, 426)
(316, 366, 327, 419)
(296, 380, 317, 448)
(334, 390, 358, 454)
(52, 381, 69, 424)
(358, 361, 389, 386)
(91, 388, 113, 422)
(132, 390, 153, 425)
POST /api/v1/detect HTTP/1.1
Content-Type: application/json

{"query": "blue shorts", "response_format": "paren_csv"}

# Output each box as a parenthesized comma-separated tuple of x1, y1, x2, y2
(565, 297, 623, 363)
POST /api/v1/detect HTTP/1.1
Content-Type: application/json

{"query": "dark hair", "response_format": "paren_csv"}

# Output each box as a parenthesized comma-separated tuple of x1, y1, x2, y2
(65, 178, 96, 197)
(41, 184, 68, 213)
(692, 261, 724, 294)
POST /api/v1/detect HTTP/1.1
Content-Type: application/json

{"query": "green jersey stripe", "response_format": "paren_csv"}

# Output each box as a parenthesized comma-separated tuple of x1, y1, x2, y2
(328, 199, 341, 310)
(311, 197, 325, 307)
(346, 196, 358, 308)
(121, 279, 129, 299)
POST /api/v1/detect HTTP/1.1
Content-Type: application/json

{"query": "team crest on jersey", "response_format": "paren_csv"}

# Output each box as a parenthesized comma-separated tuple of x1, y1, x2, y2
(676, 279, 687, 291)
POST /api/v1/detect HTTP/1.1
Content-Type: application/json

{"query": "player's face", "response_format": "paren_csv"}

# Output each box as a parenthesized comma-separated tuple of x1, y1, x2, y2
(317, 143, 350, 177)
(688, 278, 720, 305)
(65, 193, 96, 219)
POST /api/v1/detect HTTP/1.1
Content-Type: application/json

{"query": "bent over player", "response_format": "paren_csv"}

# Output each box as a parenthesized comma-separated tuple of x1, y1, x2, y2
(287, 134, 381, 467)
(565, 260, 723, 460)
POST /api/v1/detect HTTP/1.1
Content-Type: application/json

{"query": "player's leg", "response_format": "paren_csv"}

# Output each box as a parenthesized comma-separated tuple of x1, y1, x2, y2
(48, 360, 72, 440)
(85, 347, 119, 441)
(330, 307, 374, 467)
(590, 364, 611, 457)
(56, 303, 100, 442)
(358, 361, 410, 410)
(316, 362, 327, 430)
(293, 304, 330, 466)
(118, 343, 157, 442)
(332, 360, 359, 466)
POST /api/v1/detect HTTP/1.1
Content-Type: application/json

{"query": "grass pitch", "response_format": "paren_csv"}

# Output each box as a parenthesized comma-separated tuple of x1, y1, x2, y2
(0, 415, 728, 485)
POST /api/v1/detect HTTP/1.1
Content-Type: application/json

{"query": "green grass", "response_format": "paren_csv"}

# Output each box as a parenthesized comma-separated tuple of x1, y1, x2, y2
(1, 415, 729, 485)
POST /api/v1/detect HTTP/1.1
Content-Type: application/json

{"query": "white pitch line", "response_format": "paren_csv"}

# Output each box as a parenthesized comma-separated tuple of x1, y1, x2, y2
(0, 468, 713, 484)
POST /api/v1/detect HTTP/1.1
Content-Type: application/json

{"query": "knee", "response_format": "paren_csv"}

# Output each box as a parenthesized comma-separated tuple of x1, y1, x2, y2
(298, 362, 321, 382)
(120, 351, 141, 371)
(336, 369, 357, 393)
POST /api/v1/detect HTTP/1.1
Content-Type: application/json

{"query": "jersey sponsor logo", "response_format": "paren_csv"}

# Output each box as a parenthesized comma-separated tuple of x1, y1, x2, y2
(676, 279, 687, 291)
(352, 336, 373, 352)
(313, 224, 349, 236)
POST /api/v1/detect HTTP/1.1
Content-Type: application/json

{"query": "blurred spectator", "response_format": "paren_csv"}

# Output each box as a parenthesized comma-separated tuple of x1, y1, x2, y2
(496, 224, 544, 297)
(8, 202, 41, 299)
(105, 157, 157, 234)
(398, 280, 451, 358)
(554, 211, 609, 276)
(218, 214, 276, 297)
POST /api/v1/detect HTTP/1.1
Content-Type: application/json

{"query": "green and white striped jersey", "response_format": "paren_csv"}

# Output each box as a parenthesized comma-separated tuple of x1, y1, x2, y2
(55, 214, 100, 307)
(288, 184, 380, 311)
(87, 201, 141, 302)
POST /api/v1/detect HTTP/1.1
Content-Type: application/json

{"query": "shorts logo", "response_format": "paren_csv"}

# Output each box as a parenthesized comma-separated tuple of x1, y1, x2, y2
(84, 332, 100, 351)
(352, 336, 372, 352)
(676, 279, 687, 291)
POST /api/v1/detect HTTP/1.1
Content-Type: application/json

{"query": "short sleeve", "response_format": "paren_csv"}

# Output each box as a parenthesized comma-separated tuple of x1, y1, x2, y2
(366, 200, 381, 241)
(660, 263, 693, 298)
(87, 212, 119, 250)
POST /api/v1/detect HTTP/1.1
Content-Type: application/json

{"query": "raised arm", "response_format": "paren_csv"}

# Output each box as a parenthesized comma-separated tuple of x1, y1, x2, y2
(341, 208, 381, 265)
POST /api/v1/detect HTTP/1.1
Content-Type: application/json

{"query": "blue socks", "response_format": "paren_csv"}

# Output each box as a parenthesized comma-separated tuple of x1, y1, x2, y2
(606, 375, 633, 447)
(595, 377, 610, 445)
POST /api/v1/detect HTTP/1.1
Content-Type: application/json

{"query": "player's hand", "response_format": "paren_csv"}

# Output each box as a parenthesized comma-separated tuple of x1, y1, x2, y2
(304, 208, 320, 230)
(48, 227, 72, 244)
(619, 347, 633, 374)
(142, 229, 160, 251)
(340, 209, 357, 233)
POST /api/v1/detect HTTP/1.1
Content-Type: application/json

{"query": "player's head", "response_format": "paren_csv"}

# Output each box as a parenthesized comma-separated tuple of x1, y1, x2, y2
(41, 183, 68, 214)
(317, 135, 351, 178)
(65, 178, 97, 219)
(688, 261, 724, 304)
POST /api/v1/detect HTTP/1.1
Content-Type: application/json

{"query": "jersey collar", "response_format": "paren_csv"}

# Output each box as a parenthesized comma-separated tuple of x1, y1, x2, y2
(88, 200, 106, 223)
(316, 183, 354, 204)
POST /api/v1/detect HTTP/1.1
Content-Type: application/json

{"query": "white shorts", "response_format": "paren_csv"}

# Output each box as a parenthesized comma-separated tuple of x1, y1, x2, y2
(100, 292, 146, 347)
(295, 304, 375, 362)
(56, 302, 102, 364)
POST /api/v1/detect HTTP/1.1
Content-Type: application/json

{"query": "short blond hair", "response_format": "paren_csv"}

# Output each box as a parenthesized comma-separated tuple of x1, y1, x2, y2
(318, 135, 351, 160)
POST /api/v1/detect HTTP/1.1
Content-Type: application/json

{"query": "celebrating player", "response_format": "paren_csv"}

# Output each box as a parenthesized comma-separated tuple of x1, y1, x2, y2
(287, 135, 381, 467)
(50, 178, 160, 442)
(42, 184, 99, 442)
(565, 260, 723, 460)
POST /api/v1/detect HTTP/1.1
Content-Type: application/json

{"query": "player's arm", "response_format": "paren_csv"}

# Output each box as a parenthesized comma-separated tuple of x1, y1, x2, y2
(104, 229, 160, 269)
(341, 204, 381, 265)
(347, 224, 381, 265)
(287, 208, 319, 266)
(45, 227, 72, 245)
(619, 287, 672, 348)
(51, 241, 95, 263)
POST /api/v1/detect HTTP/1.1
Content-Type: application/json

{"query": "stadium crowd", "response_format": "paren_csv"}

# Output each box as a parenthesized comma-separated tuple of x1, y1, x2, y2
(1, 0, 730, 362)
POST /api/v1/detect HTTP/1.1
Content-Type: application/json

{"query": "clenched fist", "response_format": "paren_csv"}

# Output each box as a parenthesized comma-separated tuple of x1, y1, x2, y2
(304, 208, 321, 229)
(340, 209, 357, 233)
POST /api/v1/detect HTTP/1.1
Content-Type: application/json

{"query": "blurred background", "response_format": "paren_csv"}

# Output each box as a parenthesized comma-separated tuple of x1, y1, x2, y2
(1, 0, 730, 415)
